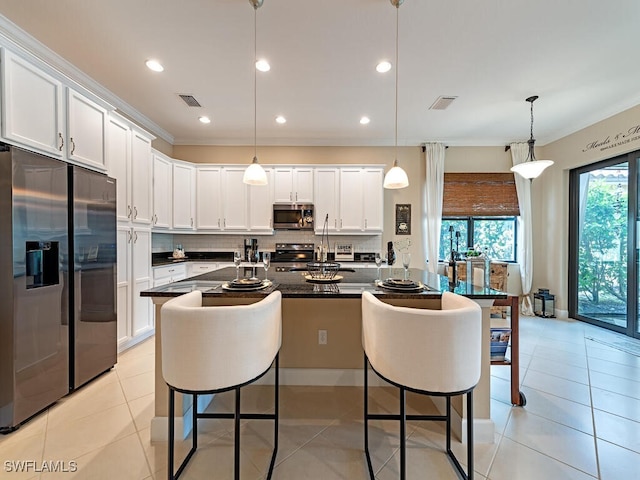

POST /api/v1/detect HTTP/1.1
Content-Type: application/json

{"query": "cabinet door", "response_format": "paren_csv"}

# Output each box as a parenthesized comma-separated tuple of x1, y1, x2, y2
(222, 167, 248, 230)
(66, 88, 107, 170)
(1, 50, 64, 157)
(116, 226, 132, 346)
(294, 168, 314, 203)
(362, 168, 384, 232)
(107, 116, 131, 222)
(130, 130, 153, 225)
(339, 168, 364, 231)
(273, 167, 294, 203)
(173, 162, 195, 229)
(152, 154, 172, 229)
(195, 166, 222, 230)
(131, 228, 152, 337)
(314, 168, 339, 233)
(248, 168, 273, 231)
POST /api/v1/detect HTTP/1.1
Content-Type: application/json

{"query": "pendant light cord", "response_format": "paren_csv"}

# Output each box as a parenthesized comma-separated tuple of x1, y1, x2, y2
(254, 6, 257, 160)
(530, 99, 534, 143)
(394, 3, 399, 162)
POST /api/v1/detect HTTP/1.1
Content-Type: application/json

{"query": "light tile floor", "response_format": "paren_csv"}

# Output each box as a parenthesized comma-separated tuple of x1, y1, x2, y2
(1, 315, 639, 479)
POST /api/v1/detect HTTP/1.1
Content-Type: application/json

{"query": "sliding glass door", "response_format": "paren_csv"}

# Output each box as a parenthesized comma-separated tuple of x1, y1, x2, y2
(569, 152, 639, 338)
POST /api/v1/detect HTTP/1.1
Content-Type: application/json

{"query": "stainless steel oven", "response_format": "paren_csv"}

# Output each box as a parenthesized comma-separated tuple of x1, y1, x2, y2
(273, 204, 314, 230)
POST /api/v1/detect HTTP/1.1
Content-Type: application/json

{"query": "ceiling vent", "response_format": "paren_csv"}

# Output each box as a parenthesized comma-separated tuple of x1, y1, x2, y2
(429, 96, 457, 110)
(178, 94, 202, 107)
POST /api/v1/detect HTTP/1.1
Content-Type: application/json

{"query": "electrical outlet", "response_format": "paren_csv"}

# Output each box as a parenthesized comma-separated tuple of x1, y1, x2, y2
(318, 329, 327, 345)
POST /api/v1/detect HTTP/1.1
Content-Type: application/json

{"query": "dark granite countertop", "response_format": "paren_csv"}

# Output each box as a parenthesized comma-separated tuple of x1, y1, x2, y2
(141, 266, 509, 300)
(152, 251, 234, 267)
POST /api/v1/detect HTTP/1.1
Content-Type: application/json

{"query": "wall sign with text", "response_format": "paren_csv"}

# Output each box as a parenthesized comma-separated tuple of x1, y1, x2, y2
(583, 123, 640, 153)
(395, 204, 411, 235)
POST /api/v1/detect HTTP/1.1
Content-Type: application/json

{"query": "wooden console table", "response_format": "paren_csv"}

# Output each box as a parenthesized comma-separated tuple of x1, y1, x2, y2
(492, 295, 526, 406)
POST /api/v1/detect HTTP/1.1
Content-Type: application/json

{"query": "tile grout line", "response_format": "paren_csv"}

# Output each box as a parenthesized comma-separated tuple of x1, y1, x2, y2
(583, 330, 603, 480)
(117, 364, 156, 479)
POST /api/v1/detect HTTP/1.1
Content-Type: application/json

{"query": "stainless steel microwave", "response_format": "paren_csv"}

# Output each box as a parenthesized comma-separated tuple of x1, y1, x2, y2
(273, 204, 314, 230)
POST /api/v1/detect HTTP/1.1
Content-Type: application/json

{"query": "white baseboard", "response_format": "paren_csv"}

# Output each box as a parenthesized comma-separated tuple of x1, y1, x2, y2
(150, 394, 214, 442)
(253, 368, 390, 387)
(151, 369, 495, 443)
(429, 397, 495, 444)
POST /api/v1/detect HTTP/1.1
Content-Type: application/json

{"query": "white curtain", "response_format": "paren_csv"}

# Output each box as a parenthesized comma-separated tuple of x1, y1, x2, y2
(510, 142, 534, 315)
(423, 143, 446, 273)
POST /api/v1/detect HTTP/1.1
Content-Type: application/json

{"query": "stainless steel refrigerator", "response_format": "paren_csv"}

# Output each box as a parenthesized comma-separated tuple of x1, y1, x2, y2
(0, 144, 117, 433)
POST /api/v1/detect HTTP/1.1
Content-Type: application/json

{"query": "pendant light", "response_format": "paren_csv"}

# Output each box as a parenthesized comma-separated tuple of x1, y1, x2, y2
(243, 0, 268, 186)
(510, 95, 554, 180)
(383, 0, 409, 189)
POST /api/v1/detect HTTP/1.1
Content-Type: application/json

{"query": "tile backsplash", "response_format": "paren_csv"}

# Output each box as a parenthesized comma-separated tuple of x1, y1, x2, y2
(152, 232, 382, 254)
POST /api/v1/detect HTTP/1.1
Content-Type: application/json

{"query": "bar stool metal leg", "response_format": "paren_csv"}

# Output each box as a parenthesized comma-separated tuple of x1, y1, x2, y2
(399, 386, 406, 480)
(235, 386, 241, 480)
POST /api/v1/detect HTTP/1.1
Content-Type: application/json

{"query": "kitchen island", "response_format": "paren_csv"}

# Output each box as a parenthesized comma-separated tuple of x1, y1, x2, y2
(141, 266, 516, 443)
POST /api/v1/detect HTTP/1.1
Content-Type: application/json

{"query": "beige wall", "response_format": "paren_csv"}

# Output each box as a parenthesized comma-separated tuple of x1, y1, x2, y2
(172, 104, 640, 314)
(151, 137, 174, 157)
(173, 145, 513, 268)
(537, 104, 640, 313)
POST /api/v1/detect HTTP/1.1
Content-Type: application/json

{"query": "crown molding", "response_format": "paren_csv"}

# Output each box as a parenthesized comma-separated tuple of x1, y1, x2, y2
(0, 14, 174, 145)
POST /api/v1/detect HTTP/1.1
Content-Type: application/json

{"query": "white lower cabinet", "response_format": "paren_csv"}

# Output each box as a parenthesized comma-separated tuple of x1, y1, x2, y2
(186, 262, 218, 278)
(117, 225, 153, 351)
(153, 263, 187, 286)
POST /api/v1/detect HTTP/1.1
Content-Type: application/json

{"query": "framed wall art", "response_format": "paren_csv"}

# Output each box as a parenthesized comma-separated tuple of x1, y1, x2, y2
(395, 204, 411, 235)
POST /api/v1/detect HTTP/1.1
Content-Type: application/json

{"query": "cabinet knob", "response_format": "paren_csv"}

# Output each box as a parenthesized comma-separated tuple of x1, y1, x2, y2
(70, 137, 76, 155)
(133, 206, 138, 219)
(133, 231, 138, 243)
(127, 205, 132, 218)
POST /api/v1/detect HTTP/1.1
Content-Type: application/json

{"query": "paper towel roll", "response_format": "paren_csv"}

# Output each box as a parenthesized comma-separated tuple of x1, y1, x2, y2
(473, 267, 484, 286)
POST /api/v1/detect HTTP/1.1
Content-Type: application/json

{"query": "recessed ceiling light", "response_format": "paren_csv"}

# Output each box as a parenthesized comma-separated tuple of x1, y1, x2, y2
(376, 61, 391, 73)
(360, 116, 371, 125)
(199, 116, 211, 124)
(255, 59, 271, 72)
(145, 59, 164, 72)
(275, 115, 286, 124)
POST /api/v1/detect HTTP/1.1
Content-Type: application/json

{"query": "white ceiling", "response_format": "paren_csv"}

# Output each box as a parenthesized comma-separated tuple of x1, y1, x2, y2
(1, 0, 639, 148)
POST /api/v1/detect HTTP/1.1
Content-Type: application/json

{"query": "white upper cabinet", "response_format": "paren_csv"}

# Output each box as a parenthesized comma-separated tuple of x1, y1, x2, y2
(1, 49, 109, 171)
(273, 167, 313, 203)
(129, 129, 153, 225)
(248, 168, 274, 231)
(66, 88, 107, 170)
(1, 49, 64, 157)
(222, 167, 248, 230)
(362, 167, 384, 231)
(195, 166, 222, 230)
(107, 115, 131, 222)
(172, 161, 195, 230)
(315, 166, 384, 234)
(339, 168, 365, 231)
(314, 167, 339, 234)
(151, 152, 172, 229)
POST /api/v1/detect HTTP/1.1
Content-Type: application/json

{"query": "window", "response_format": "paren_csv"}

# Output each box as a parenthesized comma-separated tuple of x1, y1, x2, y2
(437, 173, 520, 263)
(440, 217, 517, 262)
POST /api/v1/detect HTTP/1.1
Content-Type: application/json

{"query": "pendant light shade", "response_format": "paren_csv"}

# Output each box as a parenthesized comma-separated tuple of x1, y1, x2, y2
(243, 0, 268, 186)
(383, 159, 410, 189)
(243, 156, 268, 185)
(383, 0, 409, 190)
(510, 96, 554, 180)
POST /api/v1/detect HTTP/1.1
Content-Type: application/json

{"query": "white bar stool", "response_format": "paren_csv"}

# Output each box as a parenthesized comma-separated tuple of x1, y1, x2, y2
(361, 291, 482, 480)
(161, 290, 282, 480)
